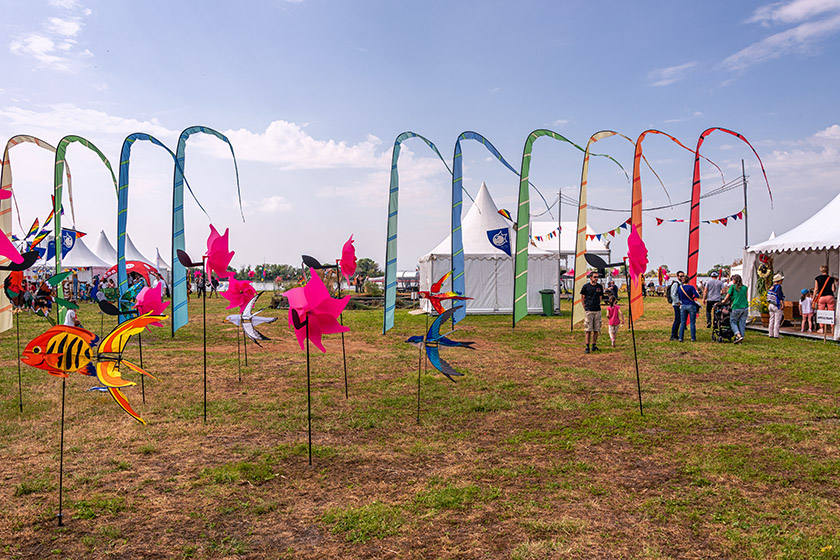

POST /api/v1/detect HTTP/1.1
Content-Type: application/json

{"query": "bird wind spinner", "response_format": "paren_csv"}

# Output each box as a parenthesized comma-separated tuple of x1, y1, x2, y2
(405, 306, 474, 423)
(418, 271, 473, 314)
(225, 292, 276, 346)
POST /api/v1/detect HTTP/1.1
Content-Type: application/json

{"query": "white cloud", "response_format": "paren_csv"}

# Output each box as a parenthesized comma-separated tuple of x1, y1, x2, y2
(46, 17, 81, 36)
(814, 123, 840, 139)
(9, 4, 91, 72)
(647, 62, 697, 87)
(246, 195, 292, 213)
(208, 120, 387, 169)
(551, 119, 570, 128)
(749, 0, 840, 25)
(725, 1, 840, 70)
(0, 103, 175, 139)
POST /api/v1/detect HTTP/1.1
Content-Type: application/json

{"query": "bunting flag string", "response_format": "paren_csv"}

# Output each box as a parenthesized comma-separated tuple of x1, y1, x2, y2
(531, 226, 561, 243)
(654, 208, 746, 226)
(586, 218, 632, 242)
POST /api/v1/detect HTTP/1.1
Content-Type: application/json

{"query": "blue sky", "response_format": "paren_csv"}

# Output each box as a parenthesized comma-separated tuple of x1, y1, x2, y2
(1, 0, 839, 274)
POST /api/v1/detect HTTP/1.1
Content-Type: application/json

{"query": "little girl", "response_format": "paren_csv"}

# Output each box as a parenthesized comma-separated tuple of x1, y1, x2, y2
(800, 288, 814, 332)
(607, 296, 624, 347)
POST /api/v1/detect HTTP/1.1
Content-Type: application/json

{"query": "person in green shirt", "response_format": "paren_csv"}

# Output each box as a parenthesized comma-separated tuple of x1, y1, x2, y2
(721, 274, 749, 343)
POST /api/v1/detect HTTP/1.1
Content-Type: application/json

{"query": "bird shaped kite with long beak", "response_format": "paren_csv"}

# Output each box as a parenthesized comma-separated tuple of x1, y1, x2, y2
(405, 306, 471, 382)
(283, 269, 350, 353)
(226, 292, 276, 346)
(417, 271, 473, 314)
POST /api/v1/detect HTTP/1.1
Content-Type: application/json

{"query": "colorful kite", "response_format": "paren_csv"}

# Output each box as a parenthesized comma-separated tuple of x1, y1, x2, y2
(171, 126, 242, 337)
(686, 128, 771, 286)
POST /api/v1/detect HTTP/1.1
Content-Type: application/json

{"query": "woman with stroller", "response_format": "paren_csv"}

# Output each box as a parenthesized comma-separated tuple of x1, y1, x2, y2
(721, 274, 749, 343)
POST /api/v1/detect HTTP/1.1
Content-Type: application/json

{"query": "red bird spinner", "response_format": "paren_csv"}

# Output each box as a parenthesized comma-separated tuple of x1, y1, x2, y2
(418, 271, 473, 314)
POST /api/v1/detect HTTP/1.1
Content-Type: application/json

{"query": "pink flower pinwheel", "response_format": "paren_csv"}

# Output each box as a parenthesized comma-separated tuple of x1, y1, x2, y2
(626, 225, 648, 287)
(134, 284, 170, 328)
(340, 234, 357, 282)
(222, 277, 256, 313)
(283, 269, 350, 353)
(0, 232, 23, 264)
(248, 270, 255, 279)
(205, 224, 234, 279)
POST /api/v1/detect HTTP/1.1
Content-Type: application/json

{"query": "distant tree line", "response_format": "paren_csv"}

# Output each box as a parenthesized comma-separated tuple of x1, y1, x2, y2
(230, 258, 382, 282)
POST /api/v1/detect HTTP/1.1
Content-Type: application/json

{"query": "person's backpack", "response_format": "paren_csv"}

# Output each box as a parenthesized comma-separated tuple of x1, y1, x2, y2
(666, 281, 675, 304)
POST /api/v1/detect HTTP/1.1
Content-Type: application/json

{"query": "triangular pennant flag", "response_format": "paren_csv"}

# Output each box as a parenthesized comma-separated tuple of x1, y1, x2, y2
(720, 218, 728, 226)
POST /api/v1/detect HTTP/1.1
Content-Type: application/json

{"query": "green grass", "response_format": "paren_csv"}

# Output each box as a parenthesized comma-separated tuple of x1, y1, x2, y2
(321, 501, 404, 543)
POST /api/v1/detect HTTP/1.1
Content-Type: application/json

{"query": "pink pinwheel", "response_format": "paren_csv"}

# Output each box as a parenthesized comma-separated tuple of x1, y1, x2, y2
(626, 225, 648, 287)
(0, 232, 23, 264)
(283, 269, 349, 353)
(205, 224, 234, 279)
(222, 277, 256, 313)
(134, 284, 170, 328)
(248, 270, 255, 279)
(340, 234, 357, 282)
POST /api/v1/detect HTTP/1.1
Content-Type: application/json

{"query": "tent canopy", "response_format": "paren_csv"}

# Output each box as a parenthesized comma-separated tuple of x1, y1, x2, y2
(743, 192, 840, 339)
(93, 230, 117, 265)
(419, 182, 609, 314)
(61, 236, 109, 268)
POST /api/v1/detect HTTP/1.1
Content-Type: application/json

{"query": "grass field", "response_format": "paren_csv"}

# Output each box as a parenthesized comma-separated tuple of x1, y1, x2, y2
(0, 295, 838, 559)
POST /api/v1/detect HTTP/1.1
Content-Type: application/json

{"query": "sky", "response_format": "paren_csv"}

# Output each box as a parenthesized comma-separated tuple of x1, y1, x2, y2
(1, 0, 839, 275)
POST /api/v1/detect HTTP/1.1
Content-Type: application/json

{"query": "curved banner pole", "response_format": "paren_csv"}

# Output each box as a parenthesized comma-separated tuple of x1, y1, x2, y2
(513, 129, 627, 327)
(54, 136, 117, 325)
(171, 126, 242, 336)
(382, 132, 451, 334)
(117, 133, 189, 323)
(687, 127, 770, 286)
(0, 136, 72, 333)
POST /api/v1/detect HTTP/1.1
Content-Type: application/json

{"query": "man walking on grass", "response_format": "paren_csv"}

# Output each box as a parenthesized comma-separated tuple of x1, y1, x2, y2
(581, 271, 605, 354)
(702, 271, 724, 328)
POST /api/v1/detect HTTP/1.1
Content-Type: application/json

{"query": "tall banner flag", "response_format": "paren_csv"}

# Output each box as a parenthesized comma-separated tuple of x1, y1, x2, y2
(0, 136, 71, 333)
(54, 135, 116, 325)
(383, 132, 451, 334)
(171, 126, 242, 336)
(687, 128, 771, 286)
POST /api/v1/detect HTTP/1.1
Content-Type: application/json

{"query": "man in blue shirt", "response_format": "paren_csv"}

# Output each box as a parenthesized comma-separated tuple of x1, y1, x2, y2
(678, 281, 701, 342)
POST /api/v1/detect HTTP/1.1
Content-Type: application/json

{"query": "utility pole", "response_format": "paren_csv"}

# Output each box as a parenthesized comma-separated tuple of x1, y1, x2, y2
(742, 159, 748, 249)
(557, 188, 562, 311)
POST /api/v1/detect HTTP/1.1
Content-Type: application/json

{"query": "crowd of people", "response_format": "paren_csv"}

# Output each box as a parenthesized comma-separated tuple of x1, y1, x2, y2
(578, 263, 837, 353)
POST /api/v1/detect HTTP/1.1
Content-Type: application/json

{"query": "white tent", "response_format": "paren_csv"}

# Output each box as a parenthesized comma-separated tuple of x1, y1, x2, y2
(93, 230, 117, 265)
(743, 193, 840, 339)
(58, 235, 109, 284)
(418, 182, 609, 314)
(125, 234, 155, 266)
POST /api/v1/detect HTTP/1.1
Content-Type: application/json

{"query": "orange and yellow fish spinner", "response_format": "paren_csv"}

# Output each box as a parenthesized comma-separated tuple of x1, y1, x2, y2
(22, 313, 166, 424)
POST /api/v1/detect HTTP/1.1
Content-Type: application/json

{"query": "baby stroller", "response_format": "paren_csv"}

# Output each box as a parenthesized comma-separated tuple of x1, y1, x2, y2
(711, 302, 735, 342)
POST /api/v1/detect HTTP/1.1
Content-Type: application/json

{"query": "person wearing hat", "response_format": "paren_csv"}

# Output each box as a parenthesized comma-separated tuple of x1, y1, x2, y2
(767, 272, 785, 338)
(702, 270, 725, 328)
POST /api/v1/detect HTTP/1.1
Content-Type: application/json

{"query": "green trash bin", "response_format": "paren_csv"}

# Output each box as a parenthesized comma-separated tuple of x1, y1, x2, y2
(539, 289, 555, 316)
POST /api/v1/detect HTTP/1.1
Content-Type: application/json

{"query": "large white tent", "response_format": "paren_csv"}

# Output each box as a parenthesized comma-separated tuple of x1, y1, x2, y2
(125, 234, 155, 266)
(743, 192, 840, 339)
(93, 230, 117, 266)
(418, 182, 609, 314)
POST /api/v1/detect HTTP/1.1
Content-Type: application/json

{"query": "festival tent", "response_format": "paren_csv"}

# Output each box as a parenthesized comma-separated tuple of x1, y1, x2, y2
(58, 235, 110, 284)
(93, 230, 117, 266)
(418, 182, 609, 314)
(155, 248, 171, 283)
(743, 194, 840, 339)
(125, 234, 155, 266)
